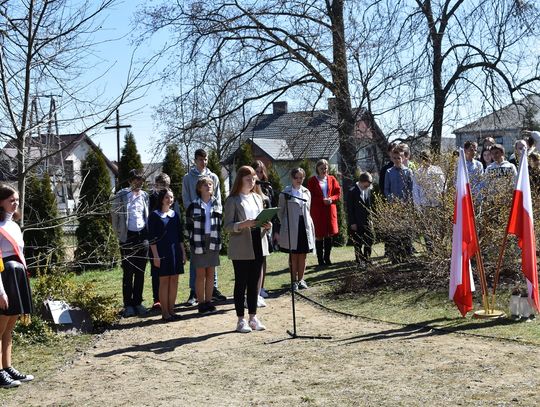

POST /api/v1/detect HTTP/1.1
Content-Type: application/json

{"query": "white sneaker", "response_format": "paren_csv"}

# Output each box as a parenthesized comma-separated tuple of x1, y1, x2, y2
(236, 319, 252, 333)
(257, 295, 267, 307)
(292, 282, 299, 291)
(249, 317, 266, 331)
(260, 288, 269, 298)
(298, 279, 308, 290)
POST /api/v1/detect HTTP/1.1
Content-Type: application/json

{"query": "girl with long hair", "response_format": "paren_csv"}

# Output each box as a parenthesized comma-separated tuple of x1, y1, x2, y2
(0, 184, 34, 387)
(223, 166, 271, 333)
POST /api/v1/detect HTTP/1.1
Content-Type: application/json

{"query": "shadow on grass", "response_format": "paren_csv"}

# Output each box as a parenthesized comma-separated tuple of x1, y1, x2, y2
(95, 330, 235, 357)
(336, 317, 519, 345)
(268, 260, 354, 290)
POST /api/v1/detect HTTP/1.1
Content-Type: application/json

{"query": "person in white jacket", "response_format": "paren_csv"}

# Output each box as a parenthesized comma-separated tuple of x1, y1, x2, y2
(411, 151, 445, 252)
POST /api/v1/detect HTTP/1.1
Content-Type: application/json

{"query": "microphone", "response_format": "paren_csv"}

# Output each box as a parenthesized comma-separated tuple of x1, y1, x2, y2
(256, 180, 272, 187)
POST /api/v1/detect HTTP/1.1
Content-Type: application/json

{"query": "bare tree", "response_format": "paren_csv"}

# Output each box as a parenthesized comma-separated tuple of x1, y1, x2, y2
(154, 59, 249, 165)
(138, 0, 395, 187)
(407, 0, 540, 152)
(0, 0, 152, 223)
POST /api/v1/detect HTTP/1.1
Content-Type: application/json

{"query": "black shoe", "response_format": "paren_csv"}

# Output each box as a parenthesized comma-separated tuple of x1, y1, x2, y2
(206, 303, 217, 313)
(4, 366, 33, 383)
(198, 302, 210, 314)
(186, 291, 198, 306)
(212, 288, 227, 302)
(0, 370, 21, 388)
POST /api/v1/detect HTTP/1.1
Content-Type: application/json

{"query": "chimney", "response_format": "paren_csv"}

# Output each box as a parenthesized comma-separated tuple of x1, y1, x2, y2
(272, 101, 288, 115)
(328, 97, 337, 113)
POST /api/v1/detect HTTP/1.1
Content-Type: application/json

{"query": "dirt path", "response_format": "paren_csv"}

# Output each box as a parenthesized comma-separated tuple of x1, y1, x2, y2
(4, 293, 540, 406)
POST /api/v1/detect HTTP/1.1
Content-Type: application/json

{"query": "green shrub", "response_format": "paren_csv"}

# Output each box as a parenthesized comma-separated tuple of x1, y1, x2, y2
(13, 315, 55, 345)
(357, 152, 528, 291)
(33, 268, 118, 332)
(75, 148, 120, 269)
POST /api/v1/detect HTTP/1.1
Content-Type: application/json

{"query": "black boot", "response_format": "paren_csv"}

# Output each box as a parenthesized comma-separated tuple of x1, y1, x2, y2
(323, 237, 333, 265)
(315, 240, 324, 266)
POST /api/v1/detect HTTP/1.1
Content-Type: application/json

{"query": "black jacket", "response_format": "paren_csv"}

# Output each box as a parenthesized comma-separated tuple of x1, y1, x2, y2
(346, 184, 373, 228)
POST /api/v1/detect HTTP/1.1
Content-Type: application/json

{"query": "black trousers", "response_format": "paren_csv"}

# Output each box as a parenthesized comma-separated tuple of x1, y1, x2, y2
(351, 226, 373, 261)
(121, 230, 148, 307)
(233, 229, 263, 317)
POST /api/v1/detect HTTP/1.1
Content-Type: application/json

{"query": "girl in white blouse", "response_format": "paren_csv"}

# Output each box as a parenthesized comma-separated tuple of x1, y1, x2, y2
(0, 184, 34, 387)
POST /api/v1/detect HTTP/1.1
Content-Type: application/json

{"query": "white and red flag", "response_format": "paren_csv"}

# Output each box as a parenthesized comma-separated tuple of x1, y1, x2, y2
(506, 154, 540, 312)
(450, 149, 477, 316)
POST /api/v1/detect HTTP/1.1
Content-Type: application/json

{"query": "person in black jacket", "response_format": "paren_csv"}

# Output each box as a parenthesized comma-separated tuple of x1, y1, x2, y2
(347, 172, 374, 264)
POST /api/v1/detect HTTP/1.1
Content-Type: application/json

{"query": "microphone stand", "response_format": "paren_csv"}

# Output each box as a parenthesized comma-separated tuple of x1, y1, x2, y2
(280, 190, 331, 340)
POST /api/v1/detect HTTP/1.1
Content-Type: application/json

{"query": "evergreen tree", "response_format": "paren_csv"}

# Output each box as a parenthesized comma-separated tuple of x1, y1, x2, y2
(24, 173, 65, 273)
(75, 149, 119, 269)
(329, 167, 348, 247)
(118, 131, 143, 190)
(207, 149, 228, 254)
(235, 142, 254, 171)
(267, 162, 283, 204)
(207, 150, 226, 204)
(162, 144, 186, 209)
(523, 105, 540, 131)
(299, 157, 313, 187)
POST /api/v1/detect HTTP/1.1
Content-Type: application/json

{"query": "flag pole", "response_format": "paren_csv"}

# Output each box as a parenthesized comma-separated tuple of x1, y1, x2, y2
(490, 232, 509, 313)
(471, 200, 503, 318)
(467, 183, 490, 314)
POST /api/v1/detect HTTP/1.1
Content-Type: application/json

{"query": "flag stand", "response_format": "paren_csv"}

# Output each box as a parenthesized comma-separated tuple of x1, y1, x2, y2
(472, 224, 505, 319)
(484, 222, 511, 317)
(472, 255, 504, 319)
(461, 177, 504, 320)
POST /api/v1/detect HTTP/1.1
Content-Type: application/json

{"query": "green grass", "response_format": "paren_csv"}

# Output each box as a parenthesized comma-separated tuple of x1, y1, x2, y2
(8, 244, 540, 392)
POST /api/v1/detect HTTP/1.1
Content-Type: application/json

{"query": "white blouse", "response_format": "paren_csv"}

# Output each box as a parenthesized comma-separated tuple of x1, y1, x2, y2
(0, 212, 24, 259)
(318, 177, 328, 198)
(240, 193, 261, 219)
(0, 212, 24, 296)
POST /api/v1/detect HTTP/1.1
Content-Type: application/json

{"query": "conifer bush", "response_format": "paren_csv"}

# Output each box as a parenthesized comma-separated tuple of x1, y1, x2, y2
(24, 173, 65, 273)
(235, 142, 254, 170)
(162, 144, 186, 210)
(207, 149, 228, 254)
(75, 149, 119, 269)
(118, 131, 143, 190)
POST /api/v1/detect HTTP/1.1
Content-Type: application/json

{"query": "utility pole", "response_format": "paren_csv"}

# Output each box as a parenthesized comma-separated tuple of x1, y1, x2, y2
(105, 109, 132, 188)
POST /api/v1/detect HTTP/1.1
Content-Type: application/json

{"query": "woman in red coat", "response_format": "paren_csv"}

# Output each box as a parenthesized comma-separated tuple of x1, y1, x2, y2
(307, 159, 341, 266)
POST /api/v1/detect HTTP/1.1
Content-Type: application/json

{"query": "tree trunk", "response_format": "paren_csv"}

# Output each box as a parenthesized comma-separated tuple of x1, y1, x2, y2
(329, 0, 356, 192)
(16, 130, 26, 226)
(430, 19, 444, 154)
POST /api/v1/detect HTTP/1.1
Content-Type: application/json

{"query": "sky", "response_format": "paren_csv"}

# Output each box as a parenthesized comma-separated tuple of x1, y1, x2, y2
(85, 0, 165, 164)
(79, 0, 536, 166)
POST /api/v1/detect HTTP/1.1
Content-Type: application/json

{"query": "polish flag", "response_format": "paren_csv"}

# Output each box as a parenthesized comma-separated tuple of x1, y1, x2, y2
(506, 154, 540, 312)
(449, 149, 477, 316)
